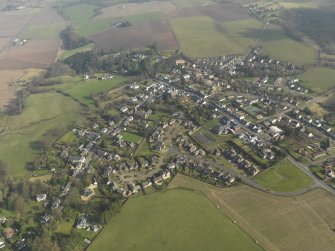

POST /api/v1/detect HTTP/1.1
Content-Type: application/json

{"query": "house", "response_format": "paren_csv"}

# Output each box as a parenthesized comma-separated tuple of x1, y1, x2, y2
(36, 194, 47, 202)
(76, 215, 89, 229)
(40, 214, 51, 224)
(3, 228, 15, 239)
(141, 180, 152, 189)
(325, 168, 335, 178)
(0, 239, 5, 249)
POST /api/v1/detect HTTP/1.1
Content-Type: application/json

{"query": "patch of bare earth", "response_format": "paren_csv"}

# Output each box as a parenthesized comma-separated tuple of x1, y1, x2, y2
(90, 20, 179, 52)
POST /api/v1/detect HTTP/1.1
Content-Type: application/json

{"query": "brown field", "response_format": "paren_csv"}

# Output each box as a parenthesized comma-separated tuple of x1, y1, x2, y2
(0, 39, 60, 70)
(90, 20, 179, 52)
(29, 8, 63, 24)
(170, 175, 335, 251)
(0, 14, 33, 37)
(0, 38, 9, 49)
(94, 1, 177, 19)
(173, 3, 249, 21)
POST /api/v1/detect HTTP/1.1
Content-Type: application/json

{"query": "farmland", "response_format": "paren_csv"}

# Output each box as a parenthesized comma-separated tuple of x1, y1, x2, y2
(88, 189, 263, 251)
(253, 158, 314, 192)
(58, 43, 96, 61)
(170, 16, 245, 58)
(170, 175, 335, 251)
(259, 24, 316, 65)
(0, 92, 81, 178)
(300, 67, 335, 94)
(90, 20, 179, 53)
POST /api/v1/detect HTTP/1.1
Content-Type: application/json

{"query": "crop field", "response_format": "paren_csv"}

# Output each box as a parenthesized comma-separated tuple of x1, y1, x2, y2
(170, 16, 245, 58)
(253, 158, 314, 192)
(0, 39, 61, 70)
(88, 189, 263, 251)
(21, 22, 66, 39)
(259, 24, 316, 65)
(122, 132, 142, 144)
(170, 175, 335, 251)
(198, 3, 250, 22)
(172, 0, 211, 8)
(0, 14, 33, 37)
(58, 43, 96, 61)
(0, 92, 81, 178)
(51, 76, 128, 106)
(300, 67, 335, 94)
(90, 20, 179, 52)
(94, 1, 177, 20)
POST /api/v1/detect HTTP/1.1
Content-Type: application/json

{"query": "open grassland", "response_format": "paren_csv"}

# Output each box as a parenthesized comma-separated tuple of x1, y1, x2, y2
(21, 22, 66, 39)
(89, 189, 263, 251)
(300, 67, 335, 94)
(170, 16, 245, 58)
(0, 92, 81, 178)
(259, 24, 316, 65)
(94, 1, 177, 20)
(58, 43, 96, 61)
(253, 158, 314, 192)
(50, 76, 128, 106)
(170, 175, 335, 251)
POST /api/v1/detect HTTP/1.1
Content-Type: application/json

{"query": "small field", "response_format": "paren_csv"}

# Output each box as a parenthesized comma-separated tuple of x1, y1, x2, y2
(88, 189, 263, 251)
(172, 0, 210, 8)
(90, 20, 179, 52)
(300, 67, 335, 94)
(170, 16, 245, 58)
(58, 43, 96, 61)
(170, 175, 335, 251)
(198, 3, 250, 22)
(253, 158, 314, 192)
(259, 24, 316, 65)
(122, 132, 142, 144)
(0, 92, 81, 178)
(0, 14, 33, 37)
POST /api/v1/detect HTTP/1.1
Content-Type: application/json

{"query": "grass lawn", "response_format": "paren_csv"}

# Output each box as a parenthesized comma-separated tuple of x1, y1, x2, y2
(57, 131, 77, 144)
(253, 158, 314, 192)
(54, 76, 128, 107)
(0, 92, 81, 178)
(88, 189, 263, 251)
(58, 43, 96, 61)
(21, 21, 66, 39)
(170, 16, 245, 58)
(299, 67, 335, 94)
(56, 220, 75, 235)
(259, 24, 316, 65)
(122, 132, 142, 144)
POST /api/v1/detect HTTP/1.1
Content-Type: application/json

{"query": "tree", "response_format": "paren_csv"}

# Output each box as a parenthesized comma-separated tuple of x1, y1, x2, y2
(30, 236, 60, 251)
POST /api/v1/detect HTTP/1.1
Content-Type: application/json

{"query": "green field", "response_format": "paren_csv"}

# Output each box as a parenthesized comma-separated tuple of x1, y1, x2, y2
(259, 24, 316, 65)
(58, 43, 96, 61)
(0, 92, 81, 178)
(170, 16, 245, 58)
(89, 189, 263, 251)
(51, 76, 128, 106)
(222, 18, 263, 49)
(300, 67, 335, 94)
(253, 158, 314, 192)
(172, 0, 210, 8)
(126, 12, 163, 24)
(122, 132, 143, 144)
(63, 4, 115, 36)
(21, 21, 66, 39)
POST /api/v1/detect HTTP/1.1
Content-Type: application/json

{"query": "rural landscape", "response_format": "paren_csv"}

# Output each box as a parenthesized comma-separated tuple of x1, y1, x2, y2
(0, 0, 335, 250)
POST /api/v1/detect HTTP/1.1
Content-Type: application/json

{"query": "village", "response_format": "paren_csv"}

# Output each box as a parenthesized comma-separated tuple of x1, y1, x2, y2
(1, 47, 335, 250)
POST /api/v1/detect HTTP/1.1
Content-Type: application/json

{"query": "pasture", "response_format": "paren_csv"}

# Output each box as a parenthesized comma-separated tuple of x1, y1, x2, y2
(170, 175, 335, 251)
(90, 20, 178, 52)
(21, 22, 66, 39)
(253, 158, 314, 192)
(170, 16, 245, 58)
(0, 92, 81, 178)
(172, 0, 211, 8)
(51, 76, 128, 106)
(198, 3, 250, 22)
(300, 67, 335, 94)
(88, 189, 263, 251)
(259, 24, 316, 65)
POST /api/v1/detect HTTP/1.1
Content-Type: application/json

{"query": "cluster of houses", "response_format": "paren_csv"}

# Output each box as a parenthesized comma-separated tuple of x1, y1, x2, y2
(224, 147, 260, 176)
